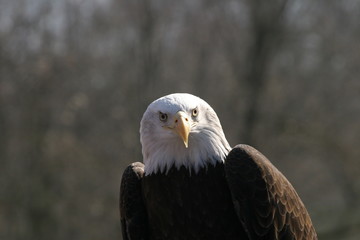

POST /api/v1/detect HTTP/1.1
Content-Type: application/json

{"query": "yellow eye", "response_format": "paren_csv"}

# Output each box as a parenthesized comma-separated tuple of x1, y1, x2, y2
(192, 108, 198, 117)
(159, 112, 168, 122)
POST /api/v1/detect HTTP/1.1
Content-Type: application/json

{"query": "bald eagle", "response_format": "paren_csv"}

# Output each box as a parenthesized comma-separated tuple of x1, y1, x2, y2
(120, 93, 317, 240)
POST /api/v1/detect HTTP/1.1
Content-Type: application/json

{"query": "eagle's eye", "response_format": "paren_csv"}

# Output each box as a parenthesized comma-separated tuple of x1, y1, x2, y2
(159, 112, 168, 122)
(192, 108, 198, 117)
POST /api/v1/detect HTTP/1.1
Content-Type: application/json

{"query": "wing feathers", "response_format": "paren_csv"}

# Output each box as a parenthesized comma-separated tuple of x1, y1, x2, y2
(225, 144, 317, 240)
(120, 162, 149, 240)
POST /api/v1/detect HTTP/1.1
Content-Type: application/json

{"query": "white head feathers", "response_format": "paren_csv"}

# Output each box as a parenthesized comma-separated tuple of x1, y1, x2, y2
(140, 93, 231, 175)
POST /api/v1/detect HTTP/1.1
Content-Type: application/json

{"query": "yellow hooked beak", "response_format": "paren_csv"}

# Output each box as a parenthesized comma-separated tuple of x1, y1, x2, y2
(171, 111, 191, 148)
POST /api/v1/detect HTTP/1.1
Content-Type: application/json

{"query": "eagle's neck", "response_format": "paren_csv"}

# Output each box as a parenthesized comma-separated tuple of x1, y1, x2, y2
(142, 128, 231, 175)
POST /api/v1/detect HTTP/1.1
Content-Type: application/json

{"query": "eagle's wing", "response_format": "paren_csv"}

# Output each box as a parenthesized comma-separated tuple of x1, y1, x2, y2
(120, 162, 149, 240)
(225, 144, 317, 240)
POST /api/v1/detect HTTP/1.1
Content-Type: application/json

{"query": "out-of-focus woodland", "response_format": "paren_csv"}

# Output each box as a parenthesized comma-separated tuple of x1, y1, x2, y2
(0, 0, 359, 239)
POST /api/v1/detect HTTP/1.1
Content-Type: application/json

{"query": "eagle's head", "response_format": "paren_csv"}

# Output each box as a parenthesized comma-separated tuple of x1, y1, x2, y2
(140, 93, 231, 175)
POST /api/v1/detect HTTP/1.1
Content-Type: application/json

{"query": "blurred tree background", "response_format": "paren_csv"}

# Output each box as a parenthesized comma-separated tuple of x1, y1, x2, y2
(0, 0, 359, 239)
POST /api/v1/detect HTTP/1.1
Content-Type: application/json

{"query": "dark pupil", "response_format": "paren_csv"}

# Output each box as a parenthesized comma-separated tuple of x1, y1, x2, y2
(193, 109, 197, 115)
(160, 113, 166, 120)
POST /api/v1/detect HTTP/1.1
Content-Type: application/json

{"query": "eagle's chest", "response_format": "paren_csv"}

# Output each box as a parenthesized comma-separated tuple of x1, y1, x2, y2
(142, 162, 245, 240)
